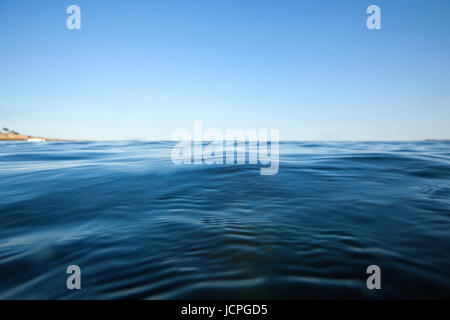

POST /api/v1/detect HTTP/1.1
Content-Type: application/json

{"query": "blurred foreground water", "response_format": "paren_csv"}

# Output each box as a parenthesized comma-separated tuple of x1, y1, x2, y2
(0, 141, 449, 299)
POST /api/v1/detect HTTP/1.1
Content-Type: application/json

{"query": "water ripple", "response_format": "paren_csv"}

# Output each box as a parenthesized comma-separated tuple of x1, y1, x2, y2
(0, 141, 449, 299)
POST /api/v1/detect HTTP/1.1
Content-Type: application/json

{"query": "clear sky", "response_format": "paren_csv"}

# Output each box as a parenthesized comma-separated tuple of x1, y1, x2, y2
(0, 0, 449, 140)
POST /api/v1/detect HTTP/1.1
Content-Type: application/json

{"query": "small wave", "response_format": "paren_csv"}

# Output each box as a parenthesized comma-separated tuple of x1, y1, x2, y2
(0, 141, 449, 299)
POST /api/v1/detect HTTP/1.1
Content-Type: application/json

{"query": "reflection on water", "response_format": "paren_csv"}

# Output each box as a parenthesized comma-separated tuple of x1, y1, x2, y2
(0, 141, 449, 299)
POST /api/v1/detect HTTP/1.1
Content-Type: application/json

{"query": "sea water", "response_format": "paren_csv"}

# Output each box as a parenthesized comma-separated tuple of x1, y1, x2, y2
(0, 141, 449, 299)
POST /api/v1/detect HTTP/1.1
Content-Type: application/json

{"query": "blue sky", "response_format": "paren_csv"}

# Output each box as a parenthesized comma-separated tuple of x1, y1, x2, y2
(0, 0, 449, 140)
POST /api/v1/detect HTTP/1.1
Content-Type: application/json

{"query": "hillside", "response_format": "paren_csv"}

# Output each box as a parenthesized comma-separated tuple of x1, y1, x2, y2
(0, 128, 65, 141)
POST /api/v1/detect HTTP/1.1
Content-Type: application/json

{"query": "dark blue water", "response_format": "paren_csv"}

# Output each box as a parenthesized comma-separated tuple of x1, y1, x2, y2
(0, 141, 449, 299)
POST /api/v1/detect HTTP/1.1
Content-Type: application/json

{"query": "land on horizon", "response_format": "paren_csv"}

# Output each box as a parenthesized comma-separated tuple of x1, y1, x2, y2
(0, 128, 68, 142)
(0, 127, 449, 143)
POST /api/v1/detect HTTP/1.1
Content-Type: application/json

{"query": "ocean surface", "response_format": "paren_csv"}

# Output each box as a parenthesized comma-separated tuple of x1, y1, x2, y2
(0, 141, 449, 299)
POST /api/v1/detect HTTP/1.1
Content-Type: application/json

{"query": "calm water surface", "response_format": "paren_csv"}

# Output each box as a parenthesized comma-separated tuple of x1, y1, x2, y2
(0, 141, 449, 299)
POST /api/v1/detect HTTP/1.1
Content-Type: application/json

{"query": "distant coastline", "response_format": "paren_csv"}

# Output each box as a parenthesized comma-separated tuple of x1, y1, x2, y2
(0, 128, 68, 142)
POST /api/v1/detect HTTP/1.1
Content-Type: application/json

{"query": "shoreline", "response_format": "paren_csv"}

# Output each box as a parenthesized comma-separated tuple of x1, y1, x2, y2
(0, 133, 69, 142)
